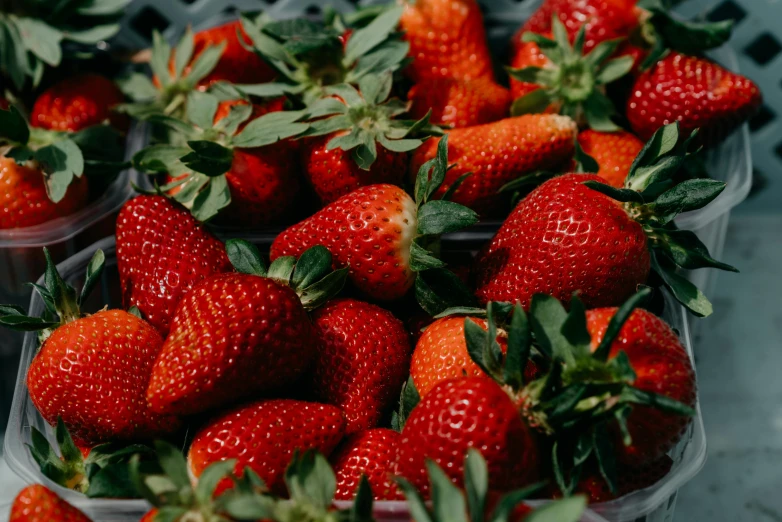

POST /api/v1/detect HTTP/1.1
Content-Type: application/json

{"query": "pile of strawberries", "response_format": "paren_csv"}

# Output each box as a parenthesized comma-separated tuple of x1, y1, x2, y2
(0, 0, 761, 520)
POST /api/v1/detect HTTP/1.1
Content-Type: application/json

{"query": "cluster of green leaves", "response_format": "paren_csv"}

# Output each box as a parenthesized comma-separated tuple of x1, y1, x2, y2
(509, 16, 633, 131)
(240, 5, 409, 106)
(0, 0, 128, 89)
(583, 122, 738, 316)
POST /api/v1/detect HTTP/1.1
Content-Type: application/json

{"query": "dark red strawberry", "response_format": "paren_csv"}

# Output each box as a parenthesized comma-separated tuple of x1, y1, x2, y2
(408, 78, 512, 128)
(331, 428, 403, 500)
(31, 74, 127, 132)
(10, 485, 92, 522)
(577, 129, 644, 187)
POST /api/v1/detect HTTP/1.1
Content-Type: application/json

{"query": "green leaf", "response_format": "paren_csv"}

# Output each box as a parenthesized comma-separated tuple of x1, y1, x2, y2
(464, 450, 488, 522)
(358, 73, 392, 106)
(593, 425, 618, 495)
(426, 459, 469, 522)
(595, 56, 633, 85)
(409, 241, 446, 272)
(291, 246, 333, 290)
(147, 114, 200, 138)
(63, 24, 120, 44)
(417, 200, 479, 237)
(487, 485, 545, 522)
(524, 496, 587, 522)
(36, 139, 84, 203)
(395, 477, 433, 522)
(226, 239, 267, 277)
(651, 251, 712, 317)
(510, 89, 552, 116)
(174, 27, 195, 80)
(128, 306, 142, 319)
(297, 268, 349, 311)
(324, 83, 364, 107)
(286, 451, 335, 510)
(78, 250, 105, 306)
(507, 66, 555, 86)
(626, 122, 680, 190)
(583, 91, 619, 132)
(391, 377, 420, 432)
(232, 111, 308, 148)
(503, 303, 530, 391)
(186, 91, 219, 131)
(582, 180, 645, 203)
(377, 135, 422, 153)
(425, 135, 450, 203)
(185, 41, 226, 87)
(115, 73, 159, 102)
(353, 39, 410, 77)
(153, 441, 191, 490)
(574, 142, 599, 174)
(415, 268, 479, 316)
(352, 135, 378, 170)
(0, 315, 59, 330)
(267, 256, 296, 285)
(592, 288, 651, 361)
(584, 37, 624, 68)
(351, 475, 374, 521)
(191, 174, 231, 222)
(181, 140, 234, 177)
(214, 103, 253, 137)
(15, 18, 62, 67)
(195, 460, 236, 505)
(149, 31, 172, 87)
(560, 296, 591, 355)
(344, 6, 404, 64)
(85, 462, 143, 498)
(133, 145, 191, 173)
(43, 247, 79, 323)
(651, 179, 726, 223)
(649, 10, 732, 54)
(1, 19, 31, 91)
(617, 386, 695, 416)
(464, 317, 496, 379)
(529, 294, 571, 362)
(651, 227, 738, 272)
(0, 105, 30, 144)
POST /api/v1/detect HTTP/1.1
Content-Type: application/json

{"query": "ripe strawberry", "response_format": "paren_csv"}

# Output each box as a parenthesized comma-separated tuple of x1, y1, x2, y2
(509, 40, 551, 101)
(409, 114, 577, 216)
(140, 510, 156, 522)
(271, 135, 478, 309)
(311, 299, 411, 433)
(10, 485, 91, 522)
(408, 78, 512, 128)
(187, 399, 346, 495)
(115, 195, 232, 336)
(331, 428, 403, 500)
(400, 0, 495, 82)
(475, 123, 737, 316)
(576, 129, 644, 187)
(0, 156, 88, 229)
(0, 249, 180, 447)
(31, 74, 127, 132)
(626, 51, 761, 146)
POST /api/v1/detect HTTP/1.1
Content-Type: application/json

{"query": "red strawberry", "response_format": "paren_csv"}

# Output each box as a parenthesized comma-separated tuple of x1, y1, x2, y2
(331, 428, 403, 500)
(272, 136, 478, 305)
(0, 157, 88, 229)
(115, 195, 232, 336)
(408, 78, 512, 128)
(586, 308, 696, 465)
(187, 399, 346, 495)
(577, 129, 644, 187)
(31, 74, 127, 132)
(396, 377, 540, 497)
(626, 51, 762, 146)
(140, 510, 156, 522)
(10, 485, 91, 522)
(475, 123, 736, 316)
(311, 299, 411, 433)
(509, 40, 551, 101)
(409, 115, 577, 216)
(400, 0, 495, 82)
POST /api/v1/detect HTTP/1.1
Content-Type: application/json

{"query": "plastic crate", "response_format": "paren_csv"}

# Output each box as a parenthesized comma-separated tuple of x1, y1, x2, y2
(4, 236, 705, 522)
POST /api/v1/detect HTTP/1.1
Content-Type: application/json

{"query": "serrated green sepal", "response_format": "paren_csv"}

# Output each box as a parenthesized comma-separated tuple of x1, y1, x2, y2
(391, 377, 420, 432)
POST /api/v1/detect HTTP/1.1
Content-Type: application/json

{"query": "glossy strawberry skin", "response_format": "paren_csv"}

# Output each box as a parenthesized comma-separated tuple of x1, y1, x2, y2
(475, 173, 650, 309)
(0, 157, 89, 230)
(302, 135, 408, 205)
(115, 195, 232, 336)
(627, 52, 762, 146)
(331, 428, 403, 500)
(270, 185, 417, 301)
(311, 299, 411, 434)
(586, 308, 696, 465)
(27, 310, 180, 447)
(509, 41, 551, 101)
(577, 129, 644, 188)
(10, 485, 92, 522)
(147, 273, 316, 416)
(409, 115, 577, 216)
(187, 399, 346, 495)
(396, 377, 539, 497)
(31, 74, 127, 132)
(408, 78, 512, 128)
(400, 0, 495, 82)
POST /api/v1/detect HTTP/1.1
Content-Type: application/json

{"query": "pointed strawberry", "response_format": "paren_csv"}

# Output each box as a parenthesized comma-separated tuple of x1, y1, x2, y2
(0, 249, 181, 447)
(409, 114, 577, 216)
(576, 129, 644, 187)
(10, 485, 92, 522)
(312, 299, 411, 433)
(147, 241, 347, 416)
(271, 135, 479, 313)
(408, 78, 512, 129)
(116, 195, 232, 336)
(331, 428, 403, 500)
(475, 123, 737, 316)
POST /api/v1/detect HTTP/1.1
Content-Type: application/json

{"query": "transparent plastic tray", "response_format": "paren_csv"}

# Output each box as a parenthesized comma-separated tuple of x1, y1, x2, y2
(4, 237, 706, 522)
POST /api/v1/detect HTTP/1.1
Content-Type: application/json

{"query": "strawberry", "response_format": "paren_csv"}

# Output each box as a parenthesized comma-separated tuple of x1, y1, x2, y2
(626, 51, 761, 146)
(400, 0, 495, 82)
(271, 135, 479, 311)
(475, 123, 737, 316)
(509, 40, 552, 101)
(0, 249, 180, 447)
(300, 73, 438, 205)
(140, 510, 156, 522)
(576, 129, 644, 187)
(0, 156, 88, 229)
(115, 195, 232, 336)
(147, 241, 347, 416)
(395, 377, 540, 497)
(408, 114, 577, 216)
(311, 299, 411, 433)
(31, 74, 127, 132)
(331, 428, 403, 500)
(10, 485, 92, 522)
(408, 78, 512, 128)
(187, 399, 346, 495)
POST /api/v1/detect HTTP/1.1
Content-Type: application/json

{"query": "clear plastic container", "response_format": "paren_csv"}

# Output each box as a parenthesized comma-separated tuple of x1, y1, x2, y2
(3, 237, 706, 522)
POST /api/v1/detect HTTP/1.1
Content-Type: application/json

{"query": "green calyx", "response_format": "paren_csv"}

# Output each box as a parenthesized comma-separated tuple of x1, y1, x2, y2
(0, 0, 127, 90)
(225, 240, 348, 311)
(462, 289, 695, 496)
(396, 449, 588, 522)
(582, 122, 738, 317)
(241, 5, 409, 106)
(391, 376, 421, 432)
(0, 248, 105, 342)
(0, 105, 127, 203)
(29, 417, 155, 498)
(508, 16, 633, 132)
(302, 72, 441, 170)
